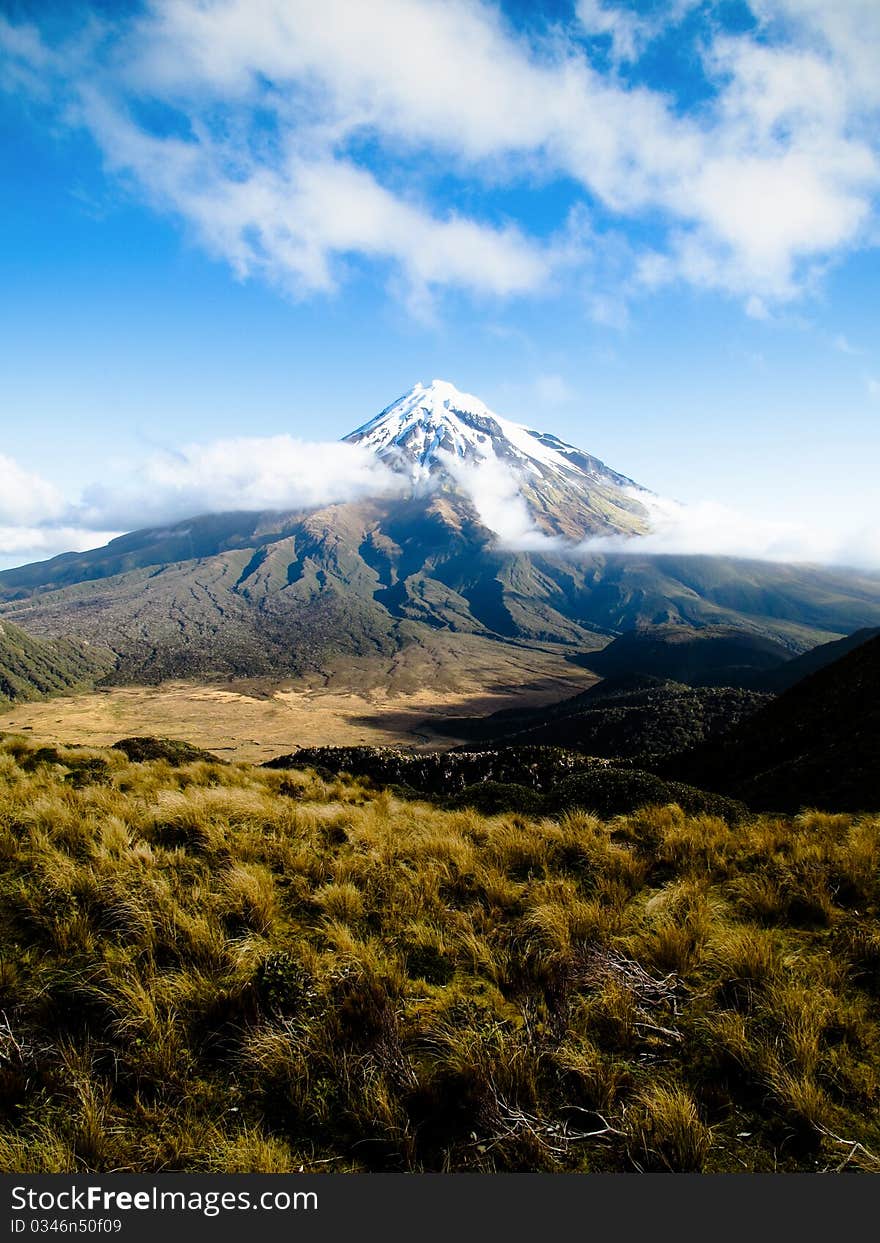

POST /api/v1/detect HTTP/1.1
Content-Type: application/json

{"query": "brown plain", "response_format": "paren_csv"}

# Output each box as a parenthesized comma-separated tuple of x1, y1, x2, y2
(0, 643, 597, 762)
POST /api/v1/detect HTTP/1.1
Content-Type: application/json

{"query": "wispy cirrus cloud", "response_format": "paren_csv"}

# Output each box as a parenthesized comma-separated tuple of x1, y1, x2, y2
(834, 334, 860, 355)
(1, 1, 878, 318)
(74, 83, 548, 311)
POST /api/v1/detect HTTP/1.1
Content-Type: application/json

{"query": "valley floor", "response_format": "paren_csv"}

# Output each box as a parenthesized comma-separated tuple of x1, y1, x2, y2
(0, 663, 598, 761)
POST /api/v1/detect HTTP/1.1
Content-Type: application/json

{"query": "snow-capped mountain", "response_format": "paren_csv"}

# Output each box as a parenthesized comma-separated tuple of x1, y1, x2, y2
(3, 374, 880, 688)
(344, 379, 652, 540)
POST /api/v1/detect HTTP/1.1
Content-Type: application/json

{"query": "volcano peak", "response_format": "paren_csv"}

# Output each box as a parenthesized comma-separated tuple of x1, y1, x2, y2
(342, 379, 651, 539)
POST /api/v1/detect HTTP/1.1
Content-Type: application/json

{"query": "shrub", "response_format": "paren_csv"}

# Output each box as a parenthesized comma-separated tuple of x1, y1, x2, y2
(449, 783, 545, 816)
(254, 952, 314, 1016)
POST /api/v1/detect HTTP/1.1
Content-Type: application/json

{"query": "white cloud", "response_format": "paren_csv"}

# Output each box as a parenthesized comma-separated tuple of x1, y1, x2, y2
(560, 492, 880, 572)
(2, 0, 878, 315)
(445, 469, 880, 572)
(440, 451, 561, 551)
(0, 15, 54, 97)
(576, 0, 704, 65)
(0, 454, 66, 525)
(532, 373, 574, 406)
(575, 493, 825, 562)
(77, 88, 548, 306)
(575, 0, 650, 64)
(0, 436, 406, 570)
(0, 454, 111, 569)
(744, 295, 771, 321)
(0, 526, 123, 573)
(749, 0, 880, 110)
(867, 376, 880, 399)
(425, 443, 880, 571)
(0, 434, 877, 573)
(77, 435, 407, 529)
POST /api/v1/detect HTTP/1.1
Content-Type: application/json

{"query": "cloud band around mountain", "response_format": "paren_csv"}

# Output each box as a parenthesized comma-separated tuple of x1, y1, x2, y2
(1, 434, 878, 575)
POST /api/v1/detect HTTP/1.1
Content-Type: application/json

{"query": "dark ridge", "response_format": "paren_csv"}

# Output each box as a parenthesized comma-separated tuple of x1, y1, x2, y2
(579, 624, 794, 688)
(433, 674, 770, 760)
(263, 743, 748, 820)
(663, 632, 880, 812)
(758, 626, 880, 691)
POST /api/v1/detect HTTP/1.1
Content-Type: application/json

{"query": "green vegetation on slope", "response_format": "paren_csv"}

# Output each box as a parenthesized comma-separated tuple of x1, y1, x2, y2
(578, 625, 794, 688)
(432, 676, 771, 760)
(3, 498, 880, 682)
(666, 633, 880, 812)
(2, 734, 880, 1173)
(759, 627, 880, 692)
(0, 620, 114, 705)
(264, 744, 747, 820)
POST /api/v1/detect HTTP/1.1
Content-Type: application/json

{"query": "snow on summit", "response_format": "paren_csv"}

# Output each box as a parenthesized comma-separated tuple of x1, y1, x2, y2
(344, 379, 502, 477)
(342, 380, 652, 543)
(344, 379, 636, 486)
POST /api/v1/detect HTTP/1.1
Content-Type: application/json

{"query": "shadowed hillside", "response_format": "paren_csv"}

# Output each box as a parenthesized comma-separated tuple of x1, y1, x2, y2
(758, 626, 880, 691)
(576, 625, 793, 688)
(665, 633, 880, 812)
(431, 675, 771, 760)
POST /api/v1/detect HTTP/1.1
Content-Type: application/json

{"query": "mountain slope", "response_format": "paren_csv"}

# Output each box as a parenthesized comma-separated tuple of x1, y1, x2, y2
(345, 379, 651, 540)
(2, 381, 880, 687)
(665, 633, 880, 811)
(2, 494, 880, 685)
(433, 675, 771, 760)
(577, 624, 793, 688)
(0, 620, 113, 705)
(757, 626, 880, 691)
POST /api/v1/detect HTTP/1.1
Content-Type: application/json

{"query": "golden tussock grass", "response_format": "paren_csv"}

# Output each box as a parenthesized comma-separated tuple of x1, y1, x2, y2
(1, 733, 879, 1173)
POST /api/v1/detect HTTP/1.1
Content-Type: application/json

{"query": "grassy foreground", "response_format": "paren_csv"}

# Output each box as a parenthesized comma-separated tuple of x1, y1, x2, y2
(1, 735, 879, 1173)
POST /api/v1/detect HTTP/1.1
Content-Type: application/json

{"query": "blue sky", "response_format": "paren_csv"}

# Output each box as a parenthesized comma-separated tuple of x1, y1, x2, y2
(0, 0, 878, 569)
